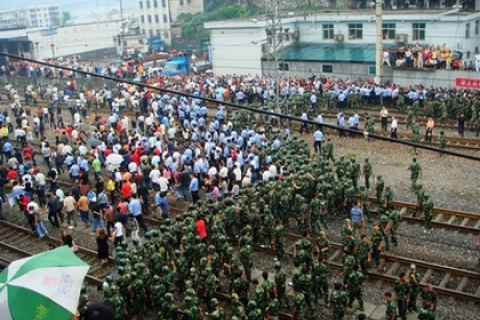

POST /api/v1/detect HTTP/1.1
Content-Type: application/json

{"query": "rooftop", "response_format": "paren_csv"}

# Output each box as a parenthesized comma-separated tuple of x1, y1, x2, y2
(271, 43, 377, 64)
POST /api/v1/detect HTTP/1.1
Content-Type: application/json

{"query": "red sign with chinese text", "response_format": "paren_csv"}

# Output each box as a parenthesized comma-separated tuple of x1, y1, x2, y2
(456, 77, 480, 88)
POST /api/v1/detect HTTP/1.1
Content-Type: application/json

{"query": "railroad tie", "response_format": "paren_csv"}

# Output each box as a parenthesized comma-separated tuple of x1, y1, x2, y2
(474, 220, 480, 229)
(433, 213, 443, 222)
(460, 218, 470, 226)
(475, 284, 480, 297)
(447, 215, 457, 224)
(438, 273, 451, 288)
(328, 249, 342, 263)
(385, 262, 400, 276)
(455, 276, 469, 293)
(420, 269, 433, 284)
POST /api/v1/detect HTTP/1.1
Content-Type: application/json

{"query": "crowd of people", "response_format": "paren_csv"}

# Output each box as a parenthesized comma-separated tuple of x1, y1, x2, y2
(0, 68, 456, 320)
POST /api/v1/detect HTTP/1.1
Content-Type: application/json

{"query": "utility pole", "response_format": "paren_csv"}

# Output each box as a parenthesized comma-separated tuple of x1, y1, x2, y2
(375, 0, 383, 84)
(267, 0, 283, 120)
(119, 0, 125, 49)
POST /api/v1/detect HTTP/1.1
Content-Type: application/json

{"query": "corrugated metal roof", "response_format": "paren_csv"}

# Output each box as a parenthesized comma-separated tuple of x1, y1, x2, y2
(276, 43, 377, 64)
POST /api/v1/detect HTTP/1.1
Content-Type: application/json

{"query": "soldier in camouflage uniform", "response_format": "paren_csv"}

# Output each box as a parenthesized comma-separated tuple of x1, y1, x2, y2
(378, 209, 391, 252)
(361, 158, 373, 189)
(422, 194, 434, 234)
(160, 293, 177, 320)
(329, 282, 347, 320)
(247, 300, 263, 320)
(239, 237, 254, 281)
(182, 296, 202, 320)
(312, 251, 330, 305)
(421, 284, 438, 311)
(394, 272, 410, 320)
(357, 234, 372, 276)
(253, 279, 267, 311)
(388, 209, 401, 247)
(383, 186, 394, 211)
(384, 291, 398, 320)
(359, 186, 372, 221)
(272, 219, 286, 261)
(78, 285, 90, 319)
(210, 298, 226, 320)
(265, 297, 281, 320)
(232, 269, 250, 306)
(346, 264, 366, 311)
(411, 121, 420, 155)
(405, 107, 414, 130)
(407, 158, 422, 189)
(350, 158, 361, 190)
(373, 175, 385, 206)
(291, 287, 306, 320)
(418, 303, 437, 320)
(203, 268, 219, 311)
(438, 131, 447, 157)
(316, 231, 331, 261)
(371, 225, 385, 267)
(273, 261, 289, 308)
(408, 264, 421, 313)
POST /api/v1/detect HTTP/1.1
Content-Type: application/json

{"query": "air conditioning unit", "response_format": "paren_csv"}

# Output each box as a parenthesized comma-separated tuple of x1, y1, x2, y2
(334, 34, 344, 42)
(394, 34, 408, 44)
(262, 43, 272, 52)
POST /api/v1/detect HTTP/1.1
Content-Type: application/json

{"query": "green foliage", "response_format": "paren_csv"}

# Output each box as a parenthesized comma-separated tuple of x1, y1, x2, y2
(181, 5, 251, 40)
(345, 153, 358, 160)
(51, 11, 72, 27)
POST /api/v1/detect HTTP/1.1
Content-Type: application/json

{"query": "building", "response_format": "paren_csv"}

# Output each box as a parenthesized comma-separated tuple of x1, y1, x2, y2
(0, 20, 120, 62)
(136, 0, 204, 44)
(0, 4, 60, 29)
(205, 8, 480, 85)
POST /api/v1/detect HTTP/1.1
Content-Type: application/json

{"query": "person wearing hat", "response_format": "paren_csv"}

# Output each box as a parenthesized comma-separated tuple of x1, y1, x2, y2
(408, 264, 421, 313)
(421, 194, 434, 234)
(393, 272, 410, 320)
(407, 157, 422, 189)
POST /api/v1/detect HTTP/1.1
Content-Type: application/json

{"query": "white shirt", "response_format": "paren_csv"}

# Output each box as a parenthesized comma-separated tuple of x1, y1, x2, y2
(35, 173, 46, 185)
(158, 176, 169, 192)
(128, 162, 138, 173)
(391, 118, 398, 129)
(149, 169, 161, 184)
(113, 221, 123, 237)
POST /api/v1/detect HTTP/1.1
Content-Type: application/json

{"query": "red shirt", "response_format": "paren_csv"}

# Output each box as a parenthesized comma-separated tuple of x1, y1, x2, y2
(118, 202, 128, 214)
(196, 219, 208, 239)
(130, 153, 140, 166)
(7, 169, 18, 180)
(22, 147, 33, 161)
(66, 126, 73, 138)
(104, 149, 112, 158)
(121, 182, 132, 199)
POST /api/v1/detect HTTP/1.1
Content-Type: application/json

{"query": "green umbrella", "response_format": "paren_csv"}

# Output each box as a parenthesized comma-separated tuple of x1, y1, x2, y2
(0, 246, 90, 320)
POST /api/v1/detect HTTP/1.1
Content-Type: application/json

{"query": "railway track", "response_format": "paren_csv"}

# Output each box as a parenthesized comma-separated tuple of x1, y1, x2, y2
(254, 232, 480, 303)
(366, 198, 480, 235)
(0, 219, 107, 287)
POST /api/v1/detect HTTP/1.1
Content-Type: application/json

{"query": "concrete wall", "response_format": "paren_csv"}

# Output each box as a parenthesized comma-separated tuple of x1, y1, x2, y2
(0, 75, 119, 92)
(28, 21, 120, 59)
(209, 27, 264, 75)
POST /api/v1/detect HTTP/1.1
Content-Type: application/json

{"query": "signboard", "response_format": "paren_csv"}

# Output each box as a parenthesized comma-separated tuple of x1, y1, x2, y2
(456, 77, 480, 88)
(41, 28, 57, 36)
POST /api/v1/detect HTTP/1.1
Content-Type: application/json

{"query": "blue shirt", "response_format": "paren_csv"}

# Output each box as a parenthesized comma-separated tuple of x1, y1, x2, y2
(190, 178, 199, 192)
(128, 199, 142, 217)
(350, 207, 363, 224)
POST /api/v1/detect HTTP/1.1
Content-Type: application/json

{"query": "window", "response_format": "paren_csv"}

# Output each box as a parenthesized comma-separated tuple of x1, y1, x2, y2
(382, 23, 396, 39)
(162, 0, 166, 7)
(140, 15, 145, 23)
(164, 29, 169, 38)
(153, 0, 158, 7)
(466, 51, 471, 59)
(368, 66, 376, 75)
(412, 23, 425, 40)
(322, 24, 334, 39)
(180, 0, 184, 5)
(139, 1, 143, 9)
(465, 23, 471, 38)
(142, 29, 146, 35)
(156, 29, 161, 36)
(322, 65, 333, 73)
(475, 20, 479, 35)
(348, 23, 363, 39)
(155, 14, 159, 23)
(279, 62, 289, 70)
(163, 14, 168, 22)
(148, 15, 152, 23)
(146, 0, 150, 8)
(149, 29, 153, 36)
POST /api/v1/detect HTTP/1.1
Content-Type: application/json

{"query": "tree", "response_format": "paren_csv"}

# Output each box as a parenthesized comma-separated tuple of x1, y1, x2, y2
(51, 11, 72, 27)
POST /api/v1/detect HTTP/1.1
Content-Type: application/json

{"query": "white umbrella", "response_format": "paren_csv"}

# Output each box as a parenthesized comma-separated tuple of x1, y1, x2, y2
(105, 154, 123, 171)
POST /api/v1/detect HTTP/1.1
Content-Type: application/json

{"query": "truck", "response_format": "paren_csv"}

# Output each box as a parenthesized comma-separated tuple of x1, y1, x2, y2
(162, 56, 212, 76)
(148, 36, 168, 53)
(162, 56, 191, 76)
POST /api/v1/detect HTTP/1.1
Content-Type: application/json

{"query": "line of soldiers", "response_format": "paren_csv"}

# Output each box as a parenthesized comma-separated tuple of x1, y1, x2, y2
(75, 132, 439, 320)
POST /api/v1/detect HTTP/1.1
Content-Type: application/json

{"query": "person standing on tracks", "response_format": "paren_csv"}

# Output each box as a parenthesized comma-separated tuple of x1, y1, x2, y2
(425, 117, 434, 142)
(299, 112, 310, 134)
(380, 106, 389, 131)
(29, 203, 49, 239)
(438, 131, 446, 156)
(390, 116, 398, 139)
(372, 175, 385, 206)
(421, 284, 438, 311)
(421, 194, 434, 234)
(361, 158, 373, 190)
(457, 113, 466, 137)
(329, 282, 347, 320)
(350, 201, 365, 238)
(384, 291, 397, 320)
(408, 264, 421, 313)
(394, 272, 410, 320)
(371, 225, 385, 267)
(313, 128, 323, 155)
(407, 157, 422, 189)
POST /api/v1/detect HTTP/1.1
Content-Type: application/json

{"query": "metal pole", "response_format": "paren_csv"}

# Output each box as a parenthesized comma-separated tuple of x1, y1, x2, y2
(119, 0, 124, 48)
(375, 0, 383, 84)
